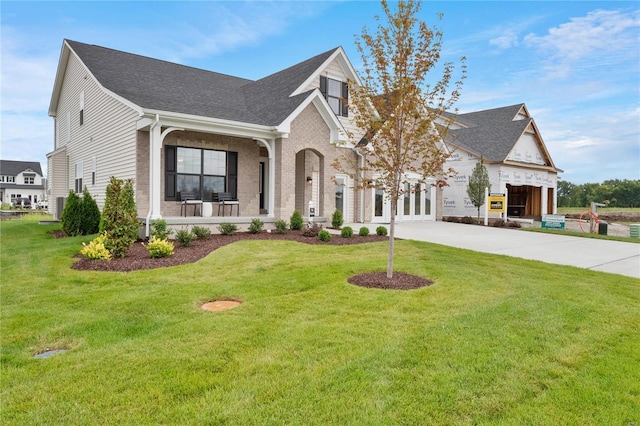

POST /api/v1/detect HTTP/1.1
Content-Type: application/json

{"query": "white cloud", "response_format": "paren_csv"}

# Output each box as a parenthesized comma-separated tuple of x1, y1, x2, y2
(489, 29, 519, 49)
(523, 9, 640, 78)
(145, 2, 323, 64)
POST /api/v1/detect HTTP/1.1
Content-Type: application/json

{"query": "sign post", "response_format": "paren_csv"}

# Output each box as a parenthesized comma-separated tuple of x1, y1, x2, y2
(487, 193, 506, 224)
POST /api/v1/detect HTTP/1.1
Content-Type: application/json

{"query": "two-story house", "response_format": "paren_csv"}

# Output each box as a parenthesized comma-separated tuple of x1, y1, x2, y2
(48, 40, 366, 230)
(0, 160, 46, 206)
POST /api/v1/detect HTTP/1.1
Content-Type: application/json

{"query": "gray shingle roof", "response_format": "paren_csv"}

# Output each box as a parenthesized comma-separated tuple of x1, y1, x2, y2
(449, 104, 529, 162)
(66, 40, 339, 127)
(0, 160, 43, 177)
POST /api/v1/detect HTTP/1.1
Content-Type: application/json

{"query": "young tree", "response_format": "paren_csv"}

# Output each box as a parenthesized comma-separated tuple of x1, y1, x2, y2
(60, 190, 82, 236)
(467, 158, 491, 222)
(333, 0, 466, 278)
(100, 177, 139, 258)
(81, 187, 101, 235)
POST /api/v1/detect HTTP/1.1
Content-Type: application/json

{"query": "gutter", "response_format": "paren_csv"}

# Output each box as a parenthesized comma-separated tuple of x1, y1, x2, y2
(145, 114, 160, 239)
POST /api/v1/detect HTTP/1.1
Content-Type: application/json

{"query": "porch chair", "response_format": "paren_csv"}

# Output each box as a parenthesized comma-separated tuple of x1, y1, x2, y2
(179, 192, 203, 216)
(212, 192, 240, 217)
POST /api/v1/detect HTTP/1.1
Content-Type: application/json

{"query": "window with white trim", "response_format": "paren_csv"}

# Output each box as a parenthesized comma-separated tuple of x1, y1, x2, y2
(91, 156, 96, 185)
(23, 174, 35, 184)
(320, 76, 348, 117)
(75, 161, 83, 193)
(79, 91, 85, 125)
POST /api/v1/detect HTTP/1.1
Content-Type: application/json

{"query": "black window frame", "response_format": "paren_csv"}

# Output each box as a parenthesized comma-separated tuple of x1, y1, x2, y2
(320, 76, 348, 117)
(165, 146, 238, 201)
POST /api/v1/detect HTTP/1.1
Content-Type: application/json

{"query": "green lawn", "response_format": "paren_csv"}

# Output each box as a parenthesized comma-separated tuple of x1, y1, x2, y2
(1, 217, 639, 425)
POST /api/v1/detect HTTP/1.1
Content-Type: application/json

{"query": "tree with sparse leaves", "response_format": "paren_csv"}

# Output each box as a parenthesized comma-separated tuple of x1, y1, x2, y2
(467, 157, 491, 222)
(333, 0, 466, 278)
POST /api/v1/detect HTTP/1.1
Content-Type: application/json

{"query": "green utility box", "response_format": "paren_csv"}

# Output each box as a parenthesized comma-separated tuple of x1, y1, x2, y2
(598, 221, 608, 235)
(630, 224, 640, 239)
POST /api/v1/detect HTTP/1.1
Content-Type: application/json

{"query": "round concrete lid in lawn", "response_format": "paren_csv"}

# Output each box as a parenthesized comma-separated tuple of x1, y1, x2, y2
(201, 300, 242, 312)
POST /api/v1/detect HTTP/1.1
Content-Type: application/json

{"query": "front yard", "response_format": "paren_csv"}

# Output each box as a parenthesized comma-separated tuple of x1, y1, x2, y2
(1, 217, 638, 424)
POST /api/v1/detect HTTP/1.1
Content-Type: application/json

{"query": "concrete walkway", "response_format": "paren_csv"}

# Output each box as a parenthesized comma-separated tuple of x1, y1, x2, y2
(348, 221, 640, 279)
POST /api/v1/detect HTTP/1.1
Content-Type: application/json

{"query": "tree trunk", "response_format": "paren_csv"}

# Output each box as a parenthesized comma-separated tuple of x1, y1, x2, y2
(387, 198, 396, 279)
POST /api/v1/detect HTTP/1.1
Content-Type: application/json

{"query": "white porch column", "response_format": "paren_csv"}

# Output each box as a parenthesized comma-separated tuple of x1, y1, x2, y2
(150, 122, 162, 219)
(255, 138, 276, 218)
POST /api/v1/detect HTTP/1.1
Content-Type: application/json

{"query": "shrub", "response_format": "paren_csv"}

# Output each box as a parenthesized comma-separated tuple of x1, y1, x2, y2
(461, 216, 475, 224)
(191, 225, 211, 239)
(318, 229, 332, 242)
(61, 190, 82, 236)
(218, 222, 238, 235)
(341, 226, 353, 238)
(80, 233, 112, 260)
(0, 202, 10, 210)
(290, 210, 303, 230)
(145, 236, 174, 258)
(302, 222, 322, 237)
(507, 221, 522, 228)
(175, 229, 195, 246)
(376, 226, 388, 236)
(100, 177, 140, 258)
(248, 218, 264, 234)
(274, 219, 288, 234)
(150, 219, 172, 240)
(81, 187, 101, 235)
(331, 210, 344, 229)
(358, 226, 370, 237)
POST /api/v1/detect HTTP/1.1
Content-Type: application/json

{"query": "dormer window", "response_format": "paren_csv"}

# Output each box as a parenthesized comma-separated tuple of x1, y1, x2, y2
(23, 174, 35, 184)
(320, 76, 348, 117)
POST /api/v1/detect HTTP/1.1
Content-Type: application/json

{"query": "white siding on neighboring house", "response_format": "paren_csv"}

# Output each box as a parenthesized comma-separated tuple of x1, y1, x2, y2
(50, 51, 139, 209)
(441, 150, 480, 217)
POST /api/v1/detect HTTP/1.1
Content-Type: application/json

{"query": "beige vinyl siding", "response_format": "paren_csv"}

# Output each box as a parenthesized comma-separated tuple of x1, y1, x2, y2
(54, 52, 139, 208)
(47, 146, 68, 219)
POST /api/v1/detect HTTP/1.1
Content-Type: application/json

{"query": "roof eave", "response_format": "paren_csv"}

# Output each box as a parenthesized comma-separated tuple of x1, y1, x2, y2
(290, 47, 362, 97)
(140, 109, 285, 140)
(48, 40, 71, 117)
(276, 90, 349, 145)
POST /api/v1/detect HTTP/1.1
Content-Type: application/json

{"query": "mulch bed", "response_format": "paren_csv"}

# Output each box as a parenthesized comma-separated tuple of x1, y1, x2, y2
(67, 230, 433, 290)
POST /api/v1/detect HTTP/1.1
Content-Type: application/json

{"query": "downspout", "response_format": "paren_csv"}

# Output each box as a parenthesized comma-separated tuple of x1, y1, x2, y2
(353, 147, 365, 223)
(145, 114, 160, 239)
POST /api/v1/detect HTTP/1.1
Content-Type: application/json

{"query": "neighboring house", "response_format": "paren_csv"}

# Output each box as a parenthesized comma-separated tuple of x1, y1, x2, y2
(48, 39, 365, 226)
(441, 104, 561, 220)
(0, 160, 46, 206)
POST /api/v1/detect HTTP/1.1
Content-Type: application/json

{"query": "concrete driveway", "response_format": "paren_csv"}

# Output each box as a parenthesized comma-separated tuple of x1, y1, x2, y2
(352, 221, 640, 279)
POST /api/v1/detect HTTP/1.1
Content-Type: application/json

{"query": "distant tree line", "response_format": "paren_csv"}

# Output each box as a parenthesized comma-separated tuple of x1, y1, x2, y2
(557, 179, 640, 208)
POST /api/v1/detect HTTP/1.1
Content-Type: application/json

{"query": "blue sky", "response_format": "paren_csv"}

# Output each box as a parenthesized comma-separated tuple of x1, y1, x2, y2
(1, 1, 638, 184)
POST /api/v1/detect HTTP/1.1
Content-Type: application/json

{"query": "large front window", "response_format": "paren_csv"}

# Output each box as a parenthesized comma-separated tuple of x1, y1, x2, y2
(165, 146, 237, 201)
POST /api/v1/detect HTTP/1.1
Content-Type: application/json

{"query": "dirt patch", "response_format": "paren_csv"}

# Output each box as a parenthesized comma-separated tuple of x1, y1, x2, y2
(348, 272, 434, 290)
(565, 211, 640, 224)
(201, 300, 242, 312)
